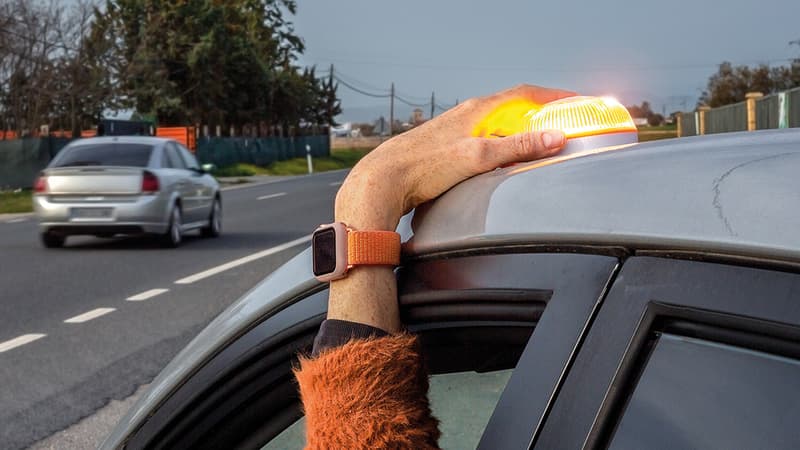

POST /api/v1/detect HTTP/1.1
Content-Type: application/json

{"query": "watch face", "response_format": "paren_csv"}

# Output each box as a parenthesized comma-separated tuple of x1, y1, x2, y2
(312, 227, 338, 276)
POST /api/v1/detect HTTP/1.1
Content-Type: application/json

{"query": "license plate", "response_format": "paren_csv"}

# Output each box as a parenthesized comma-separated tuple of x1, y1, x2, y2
(70, 207, 113, 220)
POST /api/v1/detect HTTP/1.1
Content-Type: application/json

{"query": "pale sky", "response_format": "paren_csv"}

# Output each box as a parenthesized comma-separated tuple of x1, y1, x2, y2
(293, 0, 800, 122)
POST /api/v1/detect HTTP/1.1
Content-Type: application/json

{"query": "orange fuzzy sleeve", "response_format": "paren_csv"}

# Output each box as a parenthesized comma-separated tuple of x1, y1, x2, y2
(294, 334, 441, 449)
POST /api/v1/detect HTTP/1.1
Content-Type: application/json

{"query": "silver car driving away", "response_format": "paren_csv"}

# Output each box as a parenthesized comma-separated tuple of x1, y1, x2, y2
(33, 136, 222, 248)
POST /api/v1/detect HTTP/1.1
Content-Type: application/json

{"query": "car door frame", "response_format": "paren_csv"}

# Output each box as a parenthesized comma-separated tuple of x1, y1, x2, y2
(115, 250, 620, 449)
(535, 256, 800, 449)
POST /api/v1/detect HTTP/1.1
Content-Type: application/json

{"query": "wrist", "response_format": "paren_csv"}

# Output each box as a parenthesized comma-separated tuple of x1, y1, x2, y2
(334, 170, 404, 232)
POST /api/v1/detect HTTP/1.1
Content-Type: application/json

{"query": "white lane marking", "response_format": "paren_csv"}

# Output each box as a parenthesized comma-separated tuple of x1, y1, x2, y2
(175, 235, 312, 285)
(126, 288, 169, 302)
(257, 192, 287, 201)
(5, 218, 26, 223)
(0, 334, 46, 353)
(64, 307, 116, 324)
(329, 181, 343, 187)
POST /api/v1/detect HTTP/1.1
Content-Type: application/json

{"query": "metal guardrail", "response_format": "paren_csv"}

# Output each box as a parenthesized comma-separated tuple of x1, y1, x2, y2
(678, 86, 800, 137)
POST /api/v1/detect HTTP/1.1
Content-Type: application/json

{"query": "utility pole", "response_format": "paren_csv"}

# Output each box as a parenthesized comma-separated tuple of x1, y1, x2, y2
(430, 92, 435, 119)
(389, 82, 395, 136)
(328, 63, 335, 128)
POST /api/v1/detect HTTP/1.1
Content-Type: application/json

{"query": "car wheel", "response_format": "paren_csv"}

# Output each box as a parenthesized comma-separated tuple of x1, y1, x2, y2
(41, 231, 65, 248)
(161, 206, 183, 248)
(201, 198, 222, 238)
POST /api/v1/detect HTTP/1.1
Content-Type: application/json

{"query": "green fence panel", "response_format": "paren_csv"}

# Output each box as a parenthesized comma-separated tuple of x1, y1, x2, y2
(0, 137, 70, 189)
(680, 112, 697, 136)
(706, 102, 747, 134)
(195, 135, 330, 168)
(756, 95, 779, 130)
(789, 87, 800, 128)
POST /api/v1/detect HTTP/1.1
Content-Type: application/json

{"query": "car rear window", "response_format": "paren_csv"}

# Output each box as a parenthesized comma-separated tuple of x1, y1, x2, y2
(53, 143, 154, 168)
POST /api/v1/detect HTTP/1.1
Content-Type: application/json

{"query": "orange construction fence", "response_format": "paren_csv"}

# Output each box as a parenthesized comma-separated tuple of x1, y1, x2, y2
(156, 126, 197, 151)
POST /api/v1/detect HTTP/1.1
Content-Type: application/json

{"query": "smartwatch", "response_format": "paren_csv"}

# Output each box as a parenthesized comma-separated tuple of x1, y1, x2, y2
(312, 222, 401, 282)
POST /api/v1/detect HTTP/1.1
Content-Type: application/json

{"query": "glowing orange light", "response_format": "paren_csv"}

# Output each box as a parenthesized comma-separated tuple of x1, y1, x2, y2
(471, 98, 544, 138)
(526, 96, 637, 139)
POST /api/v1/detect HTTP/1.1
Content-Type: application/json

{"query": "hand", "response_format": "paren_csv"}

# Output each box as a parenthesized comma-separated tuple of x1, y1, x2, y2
(328, 84, 576, 332)
(335, 84, 576, 232)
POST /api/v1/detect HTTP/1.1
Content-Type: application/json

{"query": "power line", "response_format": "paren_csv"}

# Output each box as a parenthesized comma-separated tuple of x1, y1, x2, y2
(330, 69, 391, 94)
(395, 95, 428, 108)
(333, 75, 392, 98)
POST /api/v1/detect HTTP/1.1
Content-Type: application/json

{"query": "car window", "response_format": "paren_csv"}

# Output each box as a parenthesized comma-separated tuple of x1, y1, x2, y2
(161, 147, 175, 168)
(52, 143, 154, 167)
(166, 144, 187, 169)
(608, 333, 800, 450)
(263, 369, 513, 450)
(176, 145, 200, 170)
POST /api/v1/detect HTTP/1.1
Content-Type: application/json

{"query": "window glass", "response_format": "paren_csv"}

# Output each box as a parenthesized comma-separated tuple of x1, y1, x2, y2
(609, 333, 800, 450)
(177, 145, 200, 170)
(53, 144, 154, 167)
(261, 369, 513, 449)
(166, 144, 186, 169)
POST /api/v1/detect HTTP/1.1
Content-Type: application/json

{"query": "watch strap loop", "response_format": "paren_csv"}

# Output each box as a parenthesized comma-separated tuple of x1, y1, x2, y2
(347, 230, 401, 266)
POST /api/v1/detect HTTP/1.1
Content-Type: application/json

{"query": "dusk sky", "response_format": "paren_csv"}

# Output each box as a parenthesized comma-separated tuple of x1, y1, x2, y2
(293, 0, 800, 123)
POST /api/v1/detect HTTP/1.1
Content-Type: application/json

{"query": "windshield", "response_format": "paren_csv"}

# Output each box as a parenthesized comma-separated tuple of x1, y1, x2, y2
(53, 144, 154, 168)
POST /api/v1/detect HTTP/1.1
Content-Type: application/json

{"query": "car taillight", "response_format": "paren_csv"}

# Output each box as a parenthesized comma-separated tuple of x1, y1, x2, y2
(33, 175, 48, 194)
(141, 171, 160, 193)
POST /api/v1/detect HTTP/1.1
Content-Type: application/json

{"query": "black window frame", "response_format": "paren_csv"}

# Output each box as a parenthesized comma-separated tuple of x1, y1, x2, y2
(535, 256, 800, 450)
(122, 251, 618, 449)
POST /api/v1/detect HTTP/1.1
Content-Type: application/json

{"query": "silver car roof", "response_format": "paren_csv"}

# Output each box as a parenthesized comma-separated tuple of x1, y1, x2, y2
(399, 129, 800, 265)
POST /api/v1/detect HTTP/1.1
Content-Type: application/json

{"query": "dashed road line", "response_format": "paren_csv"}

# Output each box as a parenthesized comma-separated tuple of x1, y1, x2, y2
(329, 181, 343, 187)
(175, 235, 312, 285)
(5, 218, 26, 224)
(64, 308, 116, 324)
(126, 288, 169, 302)
(0, 334, 46, 353)
(257, 192, 287, 201)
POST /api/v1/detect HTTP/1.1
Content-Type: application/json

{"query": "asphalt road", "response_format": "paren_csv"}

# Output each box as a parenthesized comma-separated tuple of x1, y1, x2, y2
(0, 170, 347, 449)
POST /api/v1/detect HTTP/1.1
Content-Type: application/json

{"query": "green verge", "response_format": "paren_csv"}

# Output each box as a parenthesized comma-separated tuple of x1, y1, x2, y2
(212, 148, 371, 177)
(0, 190, 33, 214)
(638, 130, 678, 142)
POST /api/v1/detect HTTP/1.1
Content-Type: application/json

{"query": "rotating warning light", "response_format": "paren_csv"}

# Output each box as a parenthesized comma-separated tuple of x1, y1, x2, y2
(526, 96, 638, 154)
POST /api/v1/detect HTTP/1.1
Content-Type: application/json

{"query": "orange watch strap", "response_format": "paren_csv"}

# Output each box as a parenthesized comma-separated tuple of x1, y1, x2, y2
(347, 230, 401, 266)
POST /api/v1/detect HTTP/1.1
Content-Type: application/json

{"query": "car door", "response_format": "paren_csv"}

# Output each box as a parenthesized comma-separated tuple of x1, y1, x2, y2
(110, 249, 619, 449)
(175, 144, 214, 220)
(535, 256, 800, 450)
(163, 143, 198, 223)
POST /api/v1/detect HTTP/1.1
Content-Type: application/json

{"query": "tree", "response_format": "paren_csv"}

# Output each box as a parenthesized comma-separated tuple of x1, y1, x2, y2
(101, 0, 336, 132)
(699, 57, 800, 108)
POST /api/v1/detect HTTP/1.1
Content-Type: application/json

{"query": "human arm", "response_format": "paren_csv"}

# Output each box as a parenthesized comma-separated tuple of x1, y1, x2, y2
(295, 85, 574, 449)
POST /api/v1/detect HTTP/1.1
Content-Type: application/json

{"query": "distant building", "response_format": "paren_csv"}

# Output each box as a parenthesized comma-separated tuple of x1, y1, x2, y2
(633, 117, 649, 127)
(411, 108, 425, 125)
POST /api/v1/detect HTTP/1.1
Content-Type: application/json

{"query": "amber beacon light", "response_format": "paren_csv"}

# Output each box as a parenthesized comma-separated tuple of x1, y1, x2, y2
(526, 96, 638, 155)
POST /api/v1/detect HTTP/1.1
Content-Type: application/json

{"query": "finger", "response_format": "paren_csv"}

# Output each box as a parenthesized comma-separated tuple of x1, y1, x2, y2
(467, 84, 578, 116)
(466, 130, 566, 172)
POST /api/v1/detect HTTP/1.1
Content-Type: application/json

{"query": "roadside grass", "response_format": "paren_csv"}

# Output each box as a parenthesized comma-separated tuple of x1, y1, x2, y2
(212, 148, 371, 177)
(0, 189, 33, 214)
(638, 129, 677, 142)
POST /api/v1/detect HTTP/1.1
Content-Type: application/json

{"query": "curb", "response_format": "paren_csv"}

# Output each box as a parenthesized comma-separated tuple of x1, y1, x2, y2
(0, 212, 34, 220)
